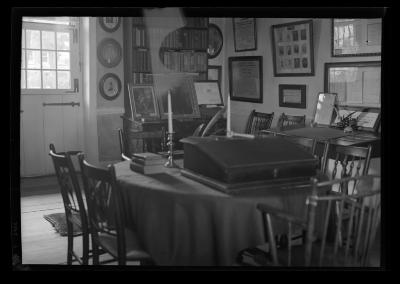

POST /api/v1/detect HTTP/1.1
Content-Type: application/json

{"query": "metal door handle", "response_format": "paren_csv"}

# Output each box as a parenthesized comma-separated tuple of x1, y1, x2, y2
(42, 102, 80, 107)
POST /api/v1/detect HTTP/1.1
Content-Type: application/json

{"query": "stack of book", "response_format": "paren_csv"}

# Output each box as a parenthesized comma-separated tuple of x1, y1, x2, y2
(130, 152, 166, 174)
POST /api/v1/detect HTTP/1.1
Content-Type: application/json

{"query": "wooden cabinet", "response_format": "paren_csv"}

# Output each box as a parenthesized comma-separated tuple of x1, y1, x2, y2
(123, 17, 216, 153)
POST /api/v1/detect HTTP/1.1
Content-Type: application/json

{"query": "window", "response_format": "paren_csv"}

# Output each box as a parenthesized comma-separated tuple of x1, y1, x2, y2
(21, 17, 80, 94)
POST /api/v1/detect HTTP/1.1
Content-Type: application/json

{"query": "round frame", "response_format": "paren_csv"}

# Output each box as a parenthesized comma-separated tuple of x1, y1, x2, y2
(208, 24, 223, 59)
(99, 73, 122, 101)
(99, 17, 121, 33)
(97, 38, 122, 68)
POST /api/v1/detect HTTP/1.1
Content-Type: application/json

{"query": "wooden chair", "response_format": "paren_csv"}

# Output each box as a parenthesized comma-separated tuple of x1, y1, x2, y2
(192, 123, 205, 137)
(49, 144, 89, 265)
(278, 113, 306, 131)
(78, 154, 154, 265)
(257, 175, 381, 267)
(244, 110, 274, 135)
(117, 128, 131, 161)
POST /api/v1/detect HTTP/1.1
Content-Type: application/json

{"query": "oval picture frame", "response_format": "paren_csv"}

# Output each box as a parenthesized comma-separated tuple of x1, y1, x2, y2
(208, 23, 223, 59)
(99, 17, 121, 33)
(99, 73, 122, 101)
(97, 38, 122, 68)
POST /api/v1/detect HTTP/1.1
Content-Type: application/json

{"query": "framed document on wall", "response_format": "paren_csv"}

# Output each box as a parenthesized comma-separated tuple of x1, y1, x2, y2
(233, 18, 257, 52)
(271, 20, 314, 76)
(228, 56, 263, 103)
(278, 84, 306, 109)
(194, 80, 223, 106)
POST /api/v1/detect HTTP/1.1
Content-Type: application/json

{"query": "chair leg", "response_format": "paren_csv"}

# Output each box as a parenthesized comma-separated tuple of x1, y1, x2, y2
(82, 233, 89, 265)
(66, 222, 73, 265)
(92, 235, 100, 265)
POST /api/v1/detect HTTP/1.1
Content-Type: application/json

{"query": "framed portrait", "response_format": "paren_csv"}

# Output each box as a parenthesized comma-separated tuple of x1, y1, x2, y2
(99, 73, 121, 101)
(332, 18, 381, 57)
(228, 56, 263, 103)
(324, 61, 381, 107)
(154, 76, 200, 120)
(193, 80, 223, 106)
(233, 18, 257, 52)
(98, 17, 121, 33)
(207, 24, 223, 59)
(278, 84, 306, 109)
(271, 20, 314, 76)
(207, 65, 222, 88)
(97, 38, 122, 68)
(128, 85, 159, 120)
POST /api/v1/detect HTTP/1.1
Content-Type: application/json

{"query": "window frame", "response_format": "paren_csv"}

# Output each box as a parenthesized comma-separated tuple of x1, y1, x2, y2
(21, 20, 80, 95)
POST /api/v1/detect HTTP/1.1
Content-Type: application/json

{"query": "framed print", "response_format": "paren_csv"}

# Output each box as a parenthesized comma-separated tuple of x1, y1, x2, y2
(99, 73, 121, 101)
(271, 20, 314, 76)
(193, 80, 223, 106)
(154, 76, 200, 119)
(99, 17, 121, 33)
(332, 105, 381, 132)
(233, 18, 257, 52)
(278, 84, 306, 109)
(207, 65, 222, 88)
(228, 56, 263, 103)
(97, 38, 122, 68)
(128, 85, 159, 120)
(332, 18, 381, 57)
(324, 61, 381, 107)
(313, 93, 337, 126)
(207, 24, 223, 59)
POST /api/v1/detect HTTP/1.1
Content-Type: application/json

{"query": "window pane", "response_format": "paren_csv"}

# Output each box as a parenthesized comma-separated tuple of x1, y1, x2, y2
(21, 50, 25, 68)
(21, 70, 26, 89)
(42, 70, 56, 89)
(56, 32, 70, 50)
(57, 52, 70, 70)
(26, 50, 41, 69)
(41, 31, 55, 50)
(26, 29, 40, 49)
(27, 70, 41, 88)
(57, 71, 70, 89)
(22, 29, 25, 48)
(42, 51, 56, 69)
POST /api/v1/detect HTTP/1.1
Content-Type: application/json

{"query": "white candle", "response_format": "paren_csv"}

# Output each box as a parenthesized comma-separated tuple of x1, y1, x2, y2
(167, 90, 173, 133)
(226, 94, 231, 135)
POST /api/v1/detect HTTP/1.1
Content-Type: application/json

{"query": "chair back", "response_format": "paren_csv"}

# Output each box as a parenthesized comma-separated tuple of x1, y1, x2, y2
(193, 123, 205, 137)
(258, 175, 381, 267)
(117, 128, 130, 160)
(49, 144, 88, 235)
(78, 154, 127, 263)
(278, 113, 306, 130)
(324, 144, 372, 195)
(245, 110, 274, 135)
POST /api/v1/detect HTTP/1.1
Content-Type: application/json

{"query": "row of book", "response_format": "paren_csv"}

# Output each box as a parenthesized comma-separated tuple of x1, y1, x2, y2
(132, 72, 153, 85)
(162, 51, 207, 73)
(132, 27, 208, 50)
(132, 17, 207, 28)
(132, 50, 152, 72)
(130, 152, 166, 174)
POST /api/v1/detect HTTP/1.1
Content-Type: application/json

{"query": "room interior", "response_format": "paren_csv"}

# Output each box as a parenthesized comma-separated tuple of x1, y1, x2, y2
(14, 7, 385, 269)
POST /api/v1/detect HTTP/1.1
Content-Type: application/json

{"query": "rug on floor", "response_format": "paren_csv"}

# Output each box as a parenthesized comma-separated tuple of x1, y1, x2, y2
(43, 212, 83, 236)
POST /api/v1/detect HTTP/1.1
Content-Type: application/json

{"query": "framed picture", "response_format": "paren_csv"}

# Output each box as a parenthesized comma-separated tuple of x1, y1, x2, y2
(332, 18, 381, 57)
(332, 105, 381, 132)
(193, 80, 223, 106)
(207, 65, 222, 88)
(98, 73, 121, 101)
(207, 24, 223, 59)
(229, 56, 263, 103)
(271, 20, 314, 76)
(233, 18, 257, 52)
(324, 61, 381, 107)
(128, 85, 159, 120)
(99, 17, 121, 33)
(154, 76, 200, 120)
(97, 38, 122, 68)
(278, 84, 306, 109)
(313, 93, 337, 126)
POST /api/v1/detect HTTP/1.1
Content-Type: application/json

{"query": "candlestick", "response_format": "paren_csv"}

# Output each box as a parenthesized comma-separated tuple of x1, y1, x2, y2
(167, 90, 173, 133)
(226, 94, 232, 137)
(164, 132, 178, 168)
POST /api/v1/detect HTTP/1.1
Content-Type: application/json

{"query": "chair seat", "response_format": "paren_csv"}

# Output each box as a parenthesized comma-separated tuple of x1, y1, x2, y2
(98, 228, 152, 261)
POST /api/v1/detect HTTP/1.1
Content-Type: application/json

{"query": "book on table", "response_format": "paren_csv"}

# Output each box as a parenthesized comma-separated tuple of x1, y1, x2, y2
(130, 161, 166, 174)
(132, 152, 164, 161)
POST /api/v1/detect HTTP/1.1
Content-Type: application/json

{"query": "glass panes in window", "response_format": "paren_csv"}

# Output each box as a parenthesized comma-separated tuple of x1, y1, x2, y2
(42, 51, 56, 69)
(57, 52, 70, 69)
(56, 32, 70, 50)
(27, 70, 41, 88)
(26, 30, 40, 49)
(41, 31, 55, 50)
(57, 71, 70, 89)
(42, 71, 56, 89)
(26, 50, 41, 69)
(21, 70, 26, 89)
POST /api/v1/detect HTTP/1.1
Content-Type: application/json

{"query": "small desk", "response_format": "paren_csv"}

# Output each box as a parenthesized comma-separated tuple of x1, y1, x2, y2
(115, 161, 326, 266)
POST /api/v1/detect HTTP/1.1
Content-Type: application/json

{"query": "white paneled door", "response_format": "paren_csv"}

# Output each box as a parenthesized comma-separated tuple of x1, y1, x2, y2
(20, 93, 83, 177)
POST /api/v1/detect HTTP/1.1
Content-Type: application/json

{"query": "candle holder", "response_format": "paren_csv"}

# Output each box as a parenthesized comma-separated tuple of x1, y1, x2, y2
(164, 132, 178, 168)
